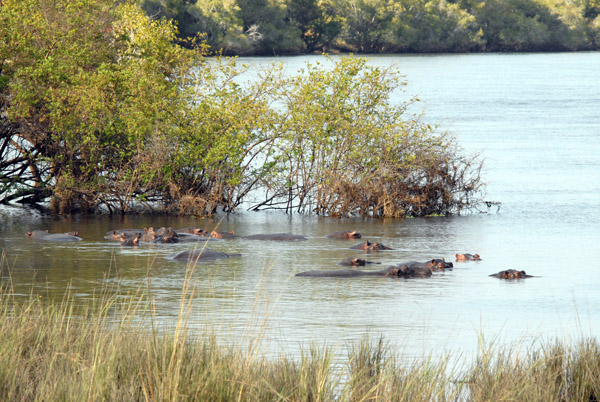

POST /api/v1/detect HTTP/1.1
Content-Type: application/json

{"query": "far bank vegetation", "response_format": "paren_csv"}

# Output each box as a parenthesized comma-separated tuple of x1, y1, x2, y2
(0, 0, 483, 218)
(139, 0, 600, 55)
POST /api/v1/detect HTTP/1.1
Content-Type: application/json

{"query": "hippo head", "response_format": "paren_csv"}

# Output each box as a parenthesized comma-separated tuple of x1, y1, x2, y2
(371, 242, 393, 250)
(455, 253, 482, 261)
(346, 230, 361, 239)
(503, 269, 526, 279)
(351, 258, 366, 266)
(431, 258, 453, 270)
(384, 267, 403, 277)
(161, 234, 178, 243)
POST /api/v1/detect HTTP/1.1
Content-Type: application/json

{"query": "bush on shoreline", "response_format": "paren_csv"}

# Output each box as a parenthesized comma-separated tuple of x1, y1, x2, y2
(0, 0, 483, 217)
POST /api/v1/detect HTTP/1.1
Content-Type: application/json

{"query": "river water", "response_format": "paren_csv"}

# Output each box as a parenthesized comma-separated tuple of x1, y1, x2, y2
(1, 52, 599, 364)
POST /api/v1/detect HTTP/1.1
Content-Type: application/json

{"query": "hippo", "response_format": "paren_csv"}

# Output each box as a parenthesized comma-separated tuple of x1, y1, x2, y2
(338, 257, 381, 266)
(296, 265, 430, 278)
(176, 227, 209, 236)
(176, 233, 223, 243)
(402, 259, 453, 272)
(26, 230, 82, 242)
(349, 241, 393, 251)
(105, 230, 141, 241)
(152, 227, 179, 243)
(120, 233, 141, 246)
(140, 227, 158, 242)
(327, 230, 362, 239)
(105, 228, 145, 236)
(243, 233, 307, 241)
(167, 248, 242, 262)
(456, 253, 481, 261)
(489, 269, 534, 279)
(296, 267, 403, 278)
(209, 230, 241, 240)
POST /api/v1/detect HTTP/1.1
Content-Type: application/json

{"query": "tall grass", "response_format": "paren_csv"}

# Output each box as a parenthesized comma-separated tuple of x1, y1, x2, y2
(1, 250, 600, 401)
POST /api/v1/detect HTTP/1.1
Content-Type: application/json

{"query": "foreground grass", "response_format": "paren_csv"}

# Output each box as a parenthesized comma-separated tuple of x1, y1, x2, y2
(1, 254, 599, 401)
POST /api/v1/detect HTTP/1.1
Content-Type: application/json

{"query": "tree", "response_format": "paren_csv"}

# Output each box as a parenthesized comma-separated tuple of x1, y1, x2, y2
(251, 56, 484, 217)
(335, 0, 399, 52)
(235, 0, 304, 54)
(395, 0, 484, 52)
(286, 0, 342, 52)
(0, 0, 268, 213)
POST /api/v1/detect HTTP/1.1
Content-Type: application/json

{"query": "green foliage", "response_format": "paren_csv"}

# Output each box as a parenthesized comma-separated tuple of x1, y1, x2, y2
(286, 0, 342, 52)
(133, 0, 600, 54)
(395, 0, 484, 52)
(251, 56, 483, 217)
(334, 0, 399, 52)
(1, 0, 482, 216)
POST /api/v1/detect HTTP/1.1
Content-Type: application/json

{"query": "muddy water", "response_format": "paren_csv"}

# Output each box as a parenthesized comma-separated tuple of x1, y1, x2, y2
(1, 52, 600, 363)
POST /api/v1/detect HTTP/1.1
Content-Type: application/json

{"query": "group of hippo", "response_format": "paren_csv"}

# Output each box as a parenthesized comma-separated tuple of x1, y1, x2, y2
(25, 229, 534, 280)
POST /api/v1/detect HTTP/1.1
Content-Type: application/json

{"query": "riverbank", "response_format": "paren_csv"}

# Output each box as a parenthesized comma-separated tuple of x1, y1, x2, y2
(1, 260, 599, 401)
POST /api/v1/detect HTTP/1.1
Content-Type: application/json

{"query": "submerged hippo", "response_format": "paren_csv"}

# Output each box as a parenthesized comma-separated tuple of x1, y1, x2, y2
(154, 227, 179, 243)
(176, 227, 209, 236)
(26, 230, 82, 242)
(105, 228, 145, 235)
(296, 266, 404, 278)
(120, 233, 141, 247)
(243, 233, 307, 241)
(327, 230, 362, 239)
(167, 248, 241, 262)
(209, 230, 240, 240)
(455, 253, 481, 261)
(489, 269, 534, 279)
(404, 259, 453, 271)
(105, 230, 141, 241)
(140, 227, 158, 242)
(338, 257, 381, 266)
(296, 265, 431, 278)
(350, 241, 393, 251)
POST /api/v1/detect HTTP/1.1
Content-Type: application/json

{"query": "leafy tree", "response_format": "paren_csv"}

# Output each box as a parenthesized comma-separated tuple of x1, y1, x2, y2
(395, 0, 484, 52)
(0, 0, 272, 213)
(285, 0, 342, 52)
(460, 0, 578, 51)
(1, 0, 484, 217)
(252, 56, 484, 217)
(335, 0, 399, 52)
(235, 0, 304, 54)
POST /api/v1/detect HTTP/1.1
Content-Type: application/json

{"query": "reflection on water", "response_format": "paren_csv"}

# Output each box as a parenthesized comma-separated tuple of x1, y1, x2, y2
(1, 52, 600, 363)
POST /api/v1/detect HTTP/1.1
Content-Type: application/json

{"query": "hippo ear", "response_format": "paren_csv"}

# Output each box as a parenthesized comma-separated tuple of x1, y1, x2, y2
(431, 259, 436, 264)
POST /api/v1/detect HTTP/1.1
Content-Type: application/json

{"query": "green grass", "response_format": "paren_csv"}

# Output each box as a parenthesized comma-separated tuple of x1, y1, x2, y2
(1, 251, 600, 401)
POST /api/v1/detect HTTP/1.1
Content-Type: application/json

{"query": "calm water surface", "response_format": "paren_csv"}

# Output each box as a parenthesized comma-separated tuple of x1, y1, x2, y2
(1, 52, 599, 363)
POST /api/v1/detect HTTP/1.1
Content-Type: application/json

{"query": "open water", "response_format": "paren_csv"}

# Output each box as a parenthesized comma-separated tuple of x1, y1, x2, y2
(1, 52, 599, 363)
